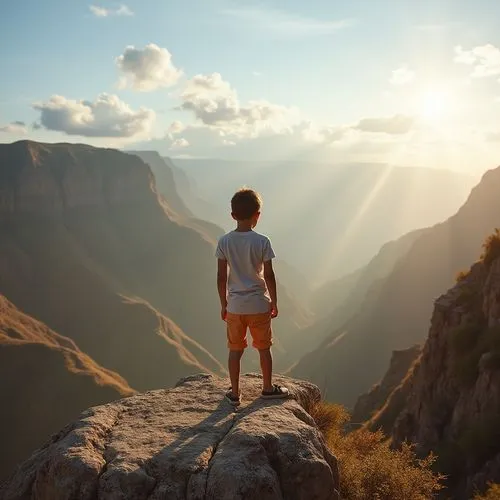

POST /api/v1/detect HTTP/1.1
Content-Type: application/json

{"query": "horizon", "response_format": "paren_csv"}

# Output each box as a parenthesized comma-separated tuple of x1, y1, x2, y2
(1, 1, 500, 174)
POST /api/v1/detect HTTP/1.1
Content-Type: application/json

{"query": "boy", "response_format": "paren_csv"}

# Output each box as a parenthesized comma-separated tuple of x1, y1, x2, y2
(216, 188, 289, 406)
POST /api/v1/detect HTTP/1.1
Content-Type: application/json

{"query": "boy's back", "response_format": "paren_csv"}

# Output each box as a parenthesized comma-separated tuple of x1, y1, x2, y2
(216, 187, 288, 405)
(216, 230, 275, 314)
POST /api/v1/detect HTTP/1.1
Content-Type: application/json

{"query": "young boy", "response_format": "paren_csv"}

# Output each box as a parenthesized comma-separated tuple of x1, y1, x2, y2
(216, 188, 289, 406)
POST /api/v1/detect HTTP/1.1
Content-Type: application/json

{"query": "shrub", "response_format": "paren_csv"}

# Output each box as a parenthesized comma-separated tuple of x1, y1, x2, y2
(449, 323, 482, 356)
(435, 416, 500, 478)
(475, 483, 500, 499)
(451, 325, 500, 385)
(456, 269, 471, 282)
(458, 415, 500, 467)
(481, 228, 500, 268)
(310, 402, 443, 499)
(308, 400, 349, 439)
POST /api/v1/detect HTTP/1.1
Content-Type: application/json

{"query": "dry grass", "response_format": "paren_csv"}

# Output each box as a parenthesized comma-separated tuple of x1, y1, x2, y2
(1, 294, 134, 396)
(475, 483, 500, 499)
(310, 401, 444, 500)
(481, 228, 500, 268)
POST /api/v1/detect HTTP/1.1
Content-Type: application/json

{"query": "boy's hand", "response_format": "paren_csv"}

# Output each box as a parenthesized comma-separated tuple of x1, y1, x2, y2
(221, 305, 227, 321)
(270, 302, 278, 319)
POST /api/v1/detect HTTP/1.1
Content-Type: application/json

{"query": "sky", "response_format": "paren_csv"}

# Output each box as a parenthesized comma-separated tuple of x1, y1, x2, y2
(1, 0, 500, 173)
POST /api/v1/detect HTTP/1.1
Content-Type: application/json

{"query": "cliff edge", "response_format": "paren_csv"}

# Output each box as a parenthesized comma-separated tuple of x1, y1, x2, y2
(1, 374, 340, 500)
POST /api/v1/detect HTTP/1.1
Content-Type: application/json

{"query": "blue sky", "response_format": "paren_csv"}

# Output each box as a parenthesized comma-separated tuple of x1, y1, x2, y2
(1, 0, 500, 173)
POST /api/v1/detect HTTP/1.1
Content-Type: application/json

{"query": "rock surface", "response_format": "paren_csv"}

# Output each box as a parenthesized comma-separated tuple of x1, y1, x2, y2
(371, 252, 500, 498)
(1, 374, 340, 500)
(352, 344, 421, 423)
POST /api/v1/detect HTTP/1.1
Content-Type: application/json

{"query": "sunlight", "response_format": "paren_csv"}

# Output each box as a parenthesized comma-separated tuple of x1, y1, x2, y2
(419, 88, 453, 122)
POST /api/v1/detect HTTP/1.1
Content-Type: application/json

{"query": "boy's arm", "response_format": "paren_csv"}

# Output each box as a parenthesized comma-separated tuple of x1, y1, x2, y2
(263, 260, 278, 318)
(217, 258, 228, 320)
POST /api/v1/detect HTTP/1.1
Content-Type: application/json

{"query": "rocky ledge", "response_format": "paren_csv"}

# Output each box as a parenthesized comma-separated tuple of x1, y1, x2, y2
(1, 374, 339, 500)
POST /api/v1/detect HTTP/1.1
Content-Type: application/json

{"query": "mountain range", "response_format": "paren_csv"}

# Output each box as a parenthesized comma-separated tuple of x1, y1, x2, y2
(1, 139, 497, 490)
(290, 163, 500, 407)
(170, 158, 475, 284)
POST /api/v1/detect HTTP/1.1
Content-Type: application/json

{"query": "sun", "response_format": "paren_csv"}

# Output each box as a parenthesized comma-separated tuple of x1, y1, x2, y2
(419, 88, 453, 121)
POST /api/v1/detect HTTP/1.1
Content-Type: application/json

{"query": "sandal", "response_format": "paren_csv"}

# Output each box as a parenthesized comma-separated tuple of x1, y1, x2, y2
(225, 388, 241, 406)
(261, 384, 289, 400)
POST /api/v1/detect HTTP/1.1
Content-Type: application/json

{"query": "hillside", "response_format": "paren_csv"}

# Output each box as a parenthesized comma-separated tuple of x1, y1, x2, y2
(364, 232, 500, 498)
(0, 141, 229, 387)
(291, 165, 500, 407)
(0, 295, 134, 479)
(171, 158, 474, 283)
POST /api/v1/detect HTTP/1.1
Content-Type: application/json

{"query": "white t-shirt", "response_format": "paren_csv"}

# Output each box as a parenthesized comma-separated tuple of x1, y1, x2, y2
(215, 230, 276, 314)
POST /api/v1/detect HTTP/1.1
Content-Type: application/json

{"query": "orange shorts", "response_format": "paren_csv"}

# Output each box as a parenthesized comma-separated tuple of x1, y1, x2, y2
(226, 312, 273, 351)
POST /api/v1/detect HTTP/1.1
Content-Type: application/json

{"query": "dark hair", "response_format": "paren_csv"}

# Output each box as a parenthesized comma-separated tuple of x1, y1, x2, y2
(231, 188, 262, 220)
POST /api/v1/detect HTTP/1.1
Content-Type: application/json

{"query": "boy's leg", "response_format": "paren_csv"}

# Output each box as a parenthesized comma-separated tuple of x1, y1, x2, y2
(228, 350, 244, 396)
(226, 313, 247, 400)
(258, 348, 273, 392)
(247, 312, 274, 391)
(249, 313, 289, 399)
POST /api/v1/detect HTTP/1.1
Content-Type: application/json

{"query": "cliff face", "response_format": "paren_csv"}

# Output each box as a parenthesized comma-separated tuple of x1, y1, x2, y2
(0, 142, 158, 214)
(369, 237, 500, 498)
(352, 344, 421, 423)
(0, 141, 227, 379)
(0, 295, 134, 479)
(291, 165, 500, 407)
(1, 374, 340, 500)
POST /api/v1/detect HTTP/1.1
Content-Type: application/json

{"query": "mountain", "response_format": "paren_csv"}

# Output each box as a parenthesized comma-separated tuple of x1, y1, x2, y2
(293, 229, 427, 356)
(170, 158, 474, 283)
(351, 344, 421, 424)
(290, 165, 500, 407)
(0, 295, 134, 479)
(364, 232, 500, 498)
(0, 141, 229, 386)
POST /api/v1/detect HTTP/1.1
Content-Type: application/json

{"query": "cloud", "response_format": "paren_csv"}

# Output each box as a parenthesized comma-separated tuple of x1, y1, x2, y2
(32, 93, 154, 138)
(389, 66, 415, 85)
(167, 120, 185, 135)
(222, 6, 354, 37)
(454, 44, 500, 78)
(179, 73, 295, 137)
(170, 138, 189, 149)
(140, 120, 402, 163)
(0, 121, 27, 134)
(116, 44, 182, 91)
(353, 115, 415, 135)
(90, 4, 133, 17)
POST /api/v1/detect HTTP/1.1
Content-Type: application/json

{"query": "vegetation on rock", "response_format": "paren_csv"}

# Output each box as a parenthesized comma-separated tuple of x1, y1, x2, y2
(309, 401, 443, 499)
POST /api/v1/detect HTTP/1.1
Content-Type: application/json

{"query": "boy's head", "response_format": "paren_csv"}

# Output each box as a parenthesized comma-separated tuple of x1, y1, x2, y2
(231, 188, 262, 226)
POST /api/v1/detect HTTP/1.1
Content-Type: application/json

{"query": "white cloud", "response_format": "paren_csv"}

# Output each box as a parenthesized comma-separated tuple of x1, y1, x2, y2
(179, 73, 295, 137)
(170, 138, 190, 149)
(222, 6, 354, 37)
(116, 44, 182, 91)
(32, 94, 154, 138)
(389, 66, 415, 85)
(90, 4, 133, 17)
(353, 115, 415, 135)
(0, 121, 27, 134)
(167, 120, 185, 135)
(454, 44, 500, 78)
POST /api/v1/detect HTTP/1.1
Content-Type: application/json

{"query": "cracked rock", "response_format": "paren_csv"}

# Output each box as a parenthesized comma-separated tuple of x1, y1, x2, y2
(1, 374, 340, 500)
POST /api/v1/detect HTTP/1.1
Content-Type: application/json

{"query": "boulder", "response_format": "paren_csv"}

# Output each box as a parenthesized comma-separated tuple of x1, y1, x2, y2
(1, 374, 340, 500)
